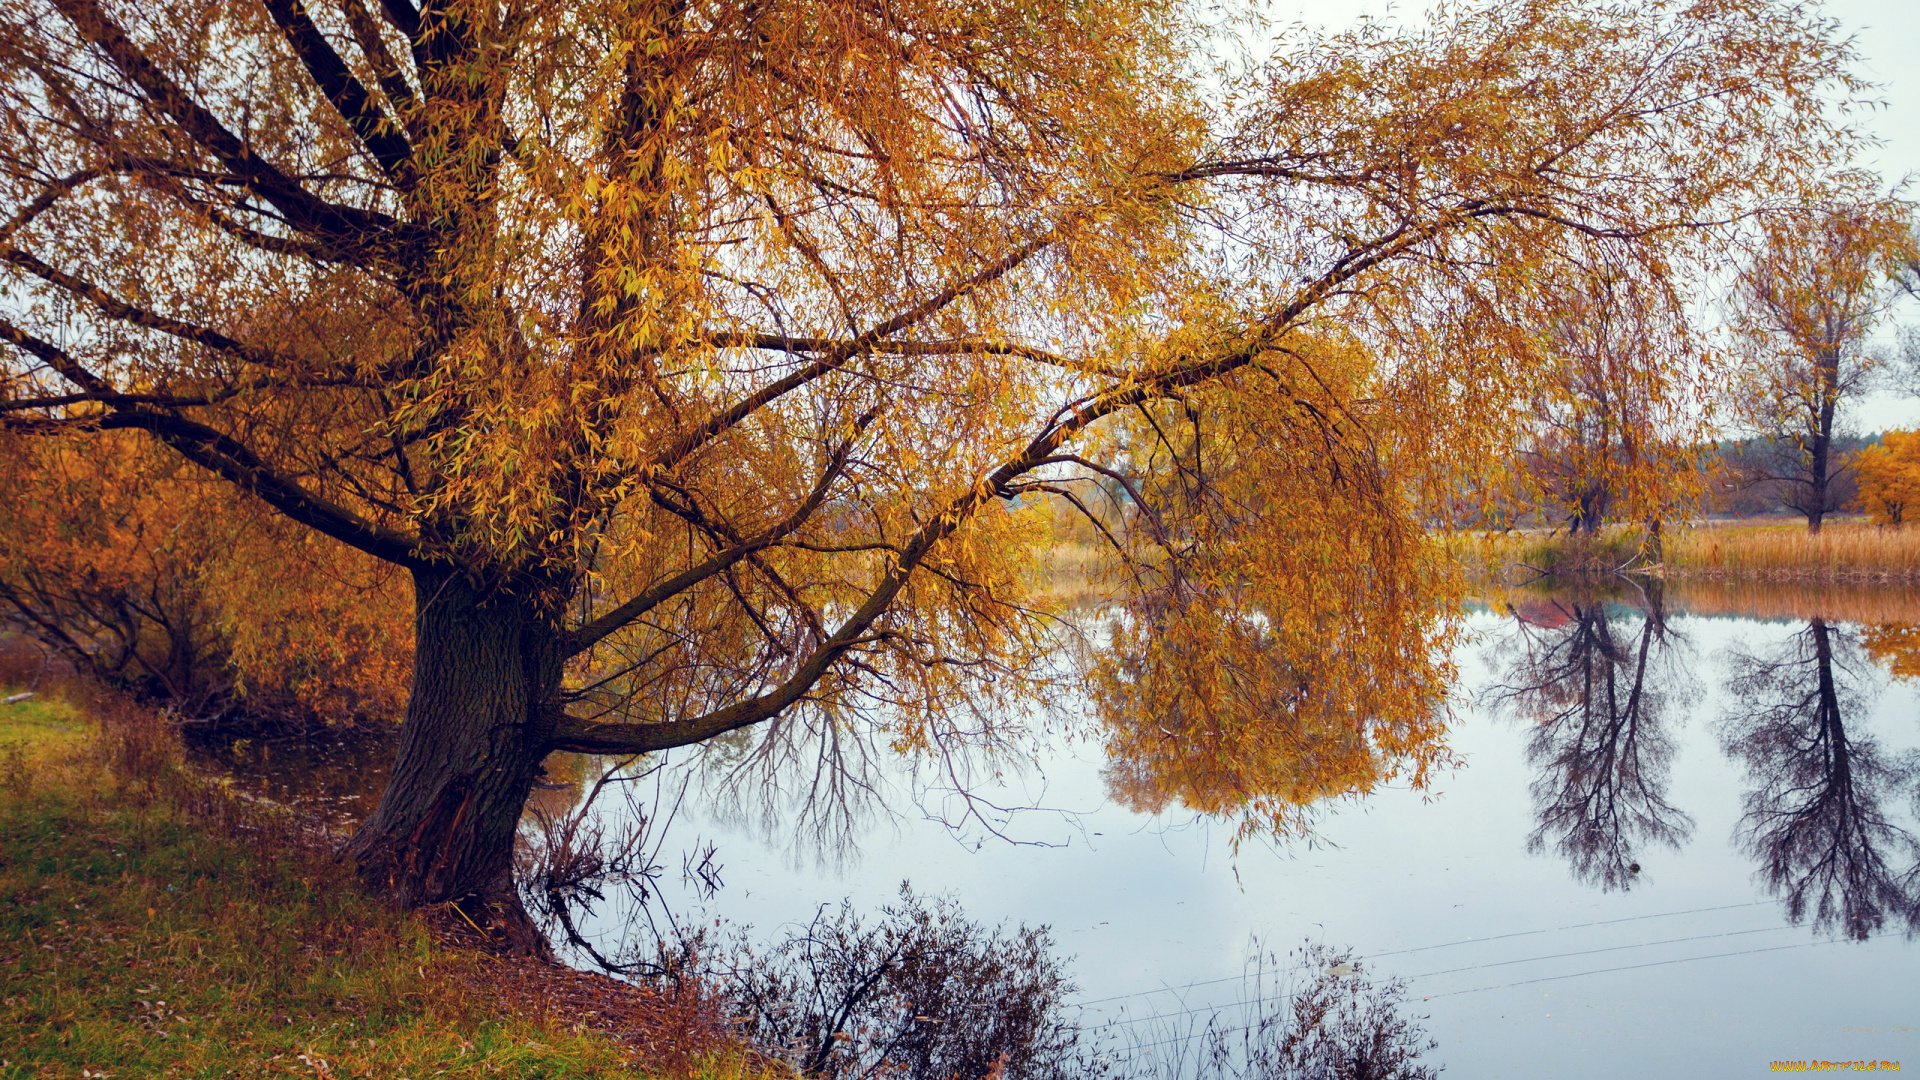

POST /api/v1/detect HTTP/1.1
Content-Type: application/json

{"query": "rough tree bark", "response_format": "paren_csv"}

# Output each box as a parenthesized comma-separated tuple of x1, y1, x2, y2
(346, 569, 566, 951)
(1799, 347, 1842, 535)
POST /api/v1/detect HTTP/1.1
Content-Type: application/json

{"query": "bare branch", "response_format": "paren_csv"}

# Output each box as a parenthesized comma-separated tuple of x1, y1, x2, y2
(0, 242, 289, 368)
(338, 0, 420, 133)
(0, 168, 103, 245)
(96, 408, 426, 568)
(652, 227, 1064, 473)
(259, 0, 415, 181)
(50, 0, 404, 248)
(564, 410, 877, 656)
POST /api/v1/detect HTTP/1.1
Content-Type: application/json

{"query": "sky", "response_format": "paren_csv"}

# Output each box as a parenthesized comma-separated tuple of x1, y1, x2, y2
(1813, 0, 1920, 431)
(1270, 0, 1920, 432)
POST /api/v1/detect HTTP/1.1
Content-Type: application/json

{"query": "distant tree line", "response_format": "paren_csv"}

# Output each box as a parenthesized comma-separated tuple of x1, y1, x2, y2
(1495, 202, 1917, 538)
(1699, 434, 1876, 520)
(1471, 431, 1879, 531)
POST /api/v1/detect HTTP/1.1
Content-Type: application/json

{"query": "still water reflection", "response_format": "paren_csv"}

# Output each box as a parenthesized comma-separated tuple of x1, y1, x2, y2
(193, 581, 1920, 1075)
(1488, 589, 1696, 893)
(611, 580, 1920, 1077)
(1721, 617, 1920, 942)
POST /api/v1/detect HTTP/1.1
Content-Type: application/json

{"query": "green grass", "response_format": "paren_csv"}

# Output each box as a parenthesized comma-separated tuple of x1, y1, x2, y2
(0, 689, 712, 1080)
(0, 692, 88, 752)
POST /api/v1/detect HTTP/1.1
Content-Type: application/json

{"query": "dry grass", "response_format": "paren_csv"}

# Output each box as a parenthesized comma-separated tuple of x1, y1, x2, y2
(1453, 518, 1920, 584)
(1023, 540, 1120, 610)
(1660, 519, 1920, 582)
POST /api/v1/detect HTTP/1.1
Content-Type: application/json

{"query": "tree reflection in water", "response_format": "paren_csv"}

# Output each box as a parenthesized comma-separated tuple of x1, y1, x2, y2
(1721, 618, 1920, 940)
(1491, 582, 1696, 891)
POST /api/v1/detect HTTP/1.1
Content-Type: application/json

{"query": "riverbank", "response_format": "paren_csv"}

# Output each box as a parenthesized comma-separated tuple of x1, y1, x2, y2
(0, 681, 751, 1079)
(1455, 518, 1920, 583)
(1031, 520, 1920, 610)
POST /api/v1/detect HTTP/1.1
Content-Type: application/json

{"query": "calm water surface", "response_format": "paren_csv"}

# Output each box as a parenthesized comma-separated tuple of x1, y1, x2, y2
(604, 585, 1920, 1078)
(196, 583, 1920, 1076)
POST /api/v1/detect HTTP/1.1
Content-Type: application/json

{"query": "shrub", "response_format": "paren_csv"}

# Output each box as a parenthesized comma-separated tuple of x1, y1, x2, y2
(1852, 430, 1920, 526)
(716, 886, 1089, 1080)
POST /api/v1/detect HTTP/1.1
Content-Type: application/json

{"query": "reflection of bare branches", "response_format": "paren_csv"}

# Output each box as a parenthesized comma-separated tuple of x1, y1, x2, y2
(1490, 587, 1695, 890)
(516, 756, 722, 976)
(696, 712, 897, 868)
(1109, 941, 1439, 1080)
(717, 886, 1089, 1080)
(689, 659, 1073, 867)
(1721, 619, 1920, 940)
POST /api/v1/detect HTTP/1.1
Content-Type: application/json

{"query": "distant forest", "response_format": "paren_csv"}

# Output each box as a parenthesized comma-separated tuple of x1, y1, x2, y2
(1699, 433, 1878, 519)
(1471, 432, 1889, 530)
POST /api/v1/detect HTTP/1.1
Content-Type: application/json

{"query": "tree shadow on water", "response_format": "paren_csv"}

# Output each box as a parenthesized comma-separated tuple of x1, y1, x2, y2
(1489, 579, 1697, 891)
(1720, 618, 1920, 940)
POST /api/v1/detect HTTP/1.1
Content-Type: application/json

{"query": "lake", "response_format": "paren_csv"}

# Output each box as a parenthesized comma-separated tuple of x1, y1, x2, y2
(191, 579, 1920, 1076)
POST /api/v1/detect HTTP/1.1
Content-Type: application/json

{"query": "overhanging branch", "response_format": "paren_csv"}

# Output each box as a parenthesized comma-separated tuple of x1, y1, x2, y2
(97, 410, 425, 568)
(260, 0, 416, 182)
(51, 0, 403, 248)
(545, 214, 1456, 754)
(702, 332, 1113, 376)
(0, 243, 289, 369)
(651, 227, 1064, 474)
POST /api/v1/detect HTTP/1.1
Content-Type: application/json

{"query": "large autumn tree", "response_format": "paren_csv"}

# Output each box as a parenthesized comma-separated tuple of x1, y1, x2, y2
(1519, 268, 1705, 543)
(1729, 201, 1916, 532)
(0, 0, 1868, 938)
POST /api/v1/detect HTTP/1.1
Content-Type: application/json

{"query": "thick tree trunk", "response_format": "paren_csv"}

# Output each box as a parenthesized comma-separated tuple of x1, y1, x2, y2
(348, 567, 563, 953)
(1569, 473, 1607, 536)
(1805, 431, 1830, 535)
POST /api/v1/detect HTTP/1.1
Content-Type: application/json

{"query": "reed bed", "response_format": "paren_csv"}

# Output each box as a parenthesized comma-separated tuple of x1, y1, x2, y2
(1454, 519, 1920, 584)
(1025, 540, 1122, 611)
(1034, 519, 1920, 620)
(1661, 520, 1920, 582)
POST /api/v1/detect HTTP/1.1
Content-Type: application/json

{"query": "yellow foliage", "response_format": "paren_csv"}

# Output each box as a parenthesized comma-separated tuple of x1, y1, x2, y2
(1859, 622, 1920, 681)
(0, 432, 412, 721)
(1729, 202, 1919, 530)
(1088, 338, 1460, 832)
(1852, 431, 1920, 526)
(0, 0, 1887, 867)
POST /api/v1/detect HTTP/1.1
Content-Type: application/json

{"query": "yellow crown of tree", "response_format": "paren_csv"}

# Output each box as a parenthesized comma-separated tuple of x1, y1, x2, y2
(0, 0, 1882, 941)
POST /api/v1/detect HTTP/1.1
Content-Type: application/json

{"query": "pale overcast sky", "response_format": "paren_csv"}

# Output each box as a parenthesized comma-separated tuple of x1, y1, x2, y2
(1822, 0, 1920, 432)
(1267, 0, 1920, 432)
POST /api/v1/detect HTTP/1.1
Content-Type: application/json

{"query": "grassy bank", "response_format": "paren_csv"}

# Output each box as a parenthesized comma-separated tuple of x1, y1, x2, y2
(1455, 518, 1920, 584)
(0, 682, 747, 1080)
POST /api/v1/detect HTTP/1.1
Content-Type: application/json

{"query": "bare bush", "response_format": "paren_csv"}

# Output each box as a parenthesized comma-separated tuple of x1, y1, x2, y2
(713, 886, 1092, 1080)
(1112, 943, 1439, 1080)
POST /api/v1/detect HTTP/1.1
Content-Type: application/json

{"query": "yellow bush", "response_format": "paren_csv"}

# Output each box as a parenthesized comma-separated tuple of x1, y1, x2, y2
(1852, 430, 1920, 525)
